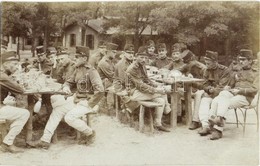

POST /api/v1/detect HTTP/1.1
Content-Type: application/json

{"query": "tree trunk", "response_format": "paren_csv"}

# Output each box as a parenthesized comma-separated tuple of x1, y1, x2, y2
(22, 37, 25, 51)
(17, 36, 20, 60)
(31, 32, 36, 57)
(225, 37, 230, 57)
(134, 6, 140, 53)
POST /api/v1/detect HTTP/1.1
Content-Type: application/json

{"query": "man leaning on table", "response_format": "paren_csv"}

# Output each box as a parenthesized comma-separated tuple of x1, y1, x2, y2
(125, 46, 172, 132)
(0, 52, 30, 153)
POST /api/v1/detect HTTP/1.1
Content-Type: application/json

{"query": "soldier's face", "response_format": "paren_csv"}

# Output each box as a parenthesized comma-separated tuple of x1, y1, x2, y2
(238, 57, 252, 69)
(38, 54, 46, 62)
(48, 54, 57, 64)
(204, 59, 217, 69)
(125, 52, 134, 61)
(147, 46, 155, 54)
(136, 55, 148, 65)
(158, 49, 167, 59)
(4, 61, 19, 74)
(57, 54, 69, 66)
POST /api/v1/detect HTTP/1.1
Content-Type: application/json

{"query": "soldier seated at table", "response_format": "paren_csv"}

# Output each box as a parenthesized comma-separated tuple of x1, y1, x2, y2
(151, 43, 172, 69)
(113, 44, 137, 113)
(0, 52, 30, 153)
(125, 47, 171, 132)
(189, 50, 233, 135)
(35, 46, 53, 75)
(27, 46, 105, 148)
(205, 49, 258, 140)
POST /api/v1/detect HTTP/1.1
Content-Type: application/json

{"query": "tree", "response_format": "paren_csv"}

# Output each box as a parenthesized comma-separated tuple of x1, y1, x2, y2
(2, 2, 37, 58)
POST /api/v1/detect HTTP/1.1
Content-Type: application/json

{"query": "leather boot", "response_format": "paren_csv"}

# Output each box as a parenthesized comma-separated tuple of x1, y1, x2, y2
(79, 131, 96, 145)
(208, 116, 225, 127)
(1, 143, 24, 153)
(198, 127, 211, 136)
(26, 140, 50, 149)
(189, 121, 201, 130)
(154, 125, 171, 132)
(210, 129, 223, 140)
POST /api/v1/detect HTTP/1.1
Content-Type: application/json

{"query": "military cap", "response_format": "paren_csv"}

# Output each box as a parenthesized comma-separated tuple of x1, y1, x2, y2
(146, 40, 155, 48)
(157, 43, 167, 50)
(1, 51, 19, 64)
(106, 42, 118, 51)
(75, 46, 90, 57)
(171, 43, 187, 52)
(239, 49, 253, 60)
(136, 46, 147, 56)
(124, 44, 134, 53)
(205, 50, 218, 61)
(98, 40, 106, 48)
(36, 46, 45, 55)
(180, 49, 194, 62)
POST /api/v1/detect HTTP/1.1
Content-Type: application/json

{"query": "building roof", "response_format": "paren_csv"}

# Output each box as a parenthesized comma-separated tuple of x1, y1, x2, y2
(66, 18, 158, 36)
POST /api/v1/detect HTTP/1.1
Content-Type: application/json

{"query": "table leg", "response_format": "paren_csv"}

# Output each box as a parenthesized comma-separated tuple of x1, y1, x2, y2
(170, 83, 178, 128)
(26, 95, 34, 142)
(184, 83, 192, 126)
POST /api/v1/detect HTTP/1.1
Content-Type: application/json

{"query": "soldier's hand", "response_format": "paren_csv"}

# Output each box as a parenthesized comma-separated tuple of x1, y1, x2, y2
(229, 89, 240, 95)
(63, 86, 71, 94)
(155, 87, 166, 94)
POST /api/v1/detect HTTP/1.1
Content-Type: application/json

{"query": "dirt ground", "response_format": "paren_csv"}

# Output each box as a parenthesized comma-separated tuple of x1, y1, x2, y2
(0, 108, 259, 166)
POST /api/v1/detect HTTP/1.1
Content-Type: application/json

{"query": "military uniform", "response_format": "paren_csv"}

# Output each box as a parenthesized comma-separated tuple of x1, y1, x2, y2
(126, 61, 171, 127)
(191, 51, 233, 131)
(0, 60, 30, 148)
(97, 56, 115, 88)
(151, 57, 172, 69)
(55, 61, 76, 84)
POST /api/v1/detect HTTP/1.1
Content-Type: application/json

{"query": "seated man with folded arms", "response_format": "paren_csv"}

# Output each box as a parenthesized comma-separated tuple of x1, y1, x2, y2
(0, 53, 30, 153)
(206, 49, 258, 140)
(125, 46, 171, 132)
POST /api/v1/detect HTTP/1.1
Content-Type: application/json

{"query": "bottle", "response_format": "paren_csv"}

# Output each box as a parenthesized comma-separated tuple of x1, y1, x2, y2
(34, 98, 42, 113)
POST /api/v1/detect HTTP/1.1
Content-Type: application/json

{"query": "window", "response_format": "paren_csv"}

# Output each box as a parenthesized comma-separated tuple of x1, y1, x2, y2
(70, 34, 76, 47)
(86, 35, 94, 49)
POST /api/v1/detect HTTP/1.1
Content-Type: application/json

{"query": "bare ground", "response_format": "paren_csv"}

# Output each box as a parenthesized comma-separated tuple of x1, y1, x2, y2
(0, 108, 259, 166)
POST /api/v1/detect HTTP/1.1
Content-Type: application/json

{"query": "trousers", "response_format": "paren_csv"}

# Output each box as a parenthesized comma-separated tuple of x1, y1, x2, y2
(129, 90, 170, 126)
(0, 105, 30, 145)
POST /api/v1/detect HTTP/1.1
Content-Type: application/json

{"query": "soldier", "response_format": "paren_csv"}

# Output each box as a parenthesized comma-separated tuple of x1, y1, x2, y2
(0, 53, 30, 153)
(35, 46, 53, 75)
(189, 51, 233, 136)
(27, 46, 105, 148)
(146, 40, 157, 62)
(206, 49, 258, 140)
(126, 47, 171, 132)
(179, 50, 206, 78)
(113, 44, 134, 92)
(55, 52, 76, 84)
(165, 50, 185, 70)
(151, 43, 172, 69)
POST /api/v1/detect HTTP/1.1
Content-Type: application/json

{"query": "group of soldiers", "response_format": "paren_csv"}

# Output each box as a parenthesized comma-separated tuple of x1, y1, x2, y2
(0, 39, 258, 153)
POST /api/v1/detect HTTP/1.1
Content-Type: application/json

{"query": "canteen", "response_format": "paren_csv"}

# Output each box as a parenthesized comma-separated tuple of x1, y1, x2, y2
(33, 98, 42, 113)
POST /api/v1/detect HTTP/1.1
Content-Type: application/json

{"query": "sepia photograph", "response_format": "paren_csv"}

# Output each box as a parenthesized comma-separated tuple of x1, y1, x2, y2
(0, 1, 259, 165)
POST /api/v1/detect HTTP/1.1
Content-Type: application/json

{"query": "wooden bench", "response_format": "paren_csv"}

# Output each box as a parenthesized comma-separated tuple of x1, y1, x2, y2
(138, 101, 163, 133)
(0, 119, 8, 143)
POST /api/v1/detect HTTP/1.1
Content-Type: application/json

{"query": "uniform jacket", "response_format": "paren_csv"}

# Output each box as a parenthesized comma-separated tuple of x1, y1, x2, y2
(39, 59, 53, 75)
(55, 61, 75, 84)
(151, 57, 172, 69)
(65, 63, 104, 108)
(194, 64, 232, 97)
(97, 56, 115, 82)
(179, 60, 207, 78)
(126, 61, 157, 94)
(0, 71, 24, 102)
(113, 58, 132, 91)
(231, 67, 258, 102)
